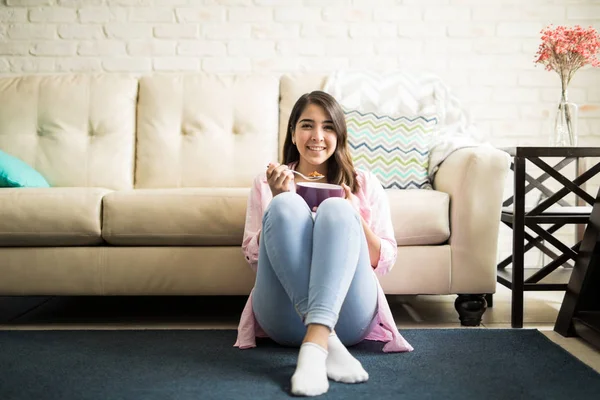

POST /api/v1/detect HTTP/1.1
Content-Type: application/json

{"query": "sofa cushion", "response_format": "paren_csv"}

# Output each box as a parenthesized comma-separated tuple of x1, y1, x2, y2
(346, 109, 437, 190)
(0, 75, 138, 190)
(135, 74, 279, 189)
(102, 188, 250, 246)
(0, 187, 111, 246)
(388, 189, 450, 245)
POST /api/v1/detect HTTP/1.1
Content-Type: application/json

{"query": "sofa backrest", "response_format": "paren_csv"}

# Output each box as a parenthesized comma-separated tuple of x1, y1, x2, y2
(134, 74, 279, 188)
(0, 75, 138, 190)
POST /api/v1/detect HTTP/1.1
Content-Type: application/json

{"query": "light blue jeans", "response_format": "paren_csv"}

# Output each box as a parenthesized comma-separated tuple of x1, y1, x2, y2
(252, 192, 378, 347)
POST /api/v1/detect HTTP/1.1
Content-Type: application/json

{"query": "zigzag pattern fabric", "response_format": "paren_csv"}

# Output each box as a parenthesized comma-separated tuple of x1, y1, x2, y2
(345, 108, 437, 190)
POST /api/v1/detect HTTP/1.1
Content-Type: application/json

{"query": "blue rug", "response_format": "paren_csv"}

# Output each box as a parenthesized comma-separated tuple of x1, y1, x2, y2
(0, 329, 599, 399)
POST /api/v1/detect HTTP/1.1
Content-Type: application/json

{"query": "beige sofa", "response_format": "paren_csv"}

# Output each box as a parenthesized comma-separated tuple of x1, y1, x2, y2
(0, 73, 509, 326)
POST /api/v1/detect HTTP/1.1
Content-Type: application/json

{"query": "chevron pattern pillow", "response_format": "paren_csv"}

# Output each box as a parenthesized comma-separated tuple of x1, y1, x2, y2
(345, 109, 437, 190)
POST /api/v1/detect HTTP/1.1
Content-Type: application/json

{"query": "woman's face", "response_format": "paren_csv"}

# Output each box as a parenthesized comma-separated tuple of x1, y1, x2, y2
(292, 103, 337, 169)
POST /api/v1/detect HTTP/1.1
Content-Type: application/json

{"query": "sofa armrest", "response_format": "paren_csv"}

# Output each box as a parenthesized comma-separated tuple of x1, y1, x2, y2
(433, 146, 510, 294)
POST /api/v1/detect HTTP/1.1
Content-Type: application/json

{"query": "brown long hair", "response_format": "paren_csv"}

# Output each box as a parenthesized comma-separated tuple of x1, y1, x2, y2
(282, 91, 359, 193)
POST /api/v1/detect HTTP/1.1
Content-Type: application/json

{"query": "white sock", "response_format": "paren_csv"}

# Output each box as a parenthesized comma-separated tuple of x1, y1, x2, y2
(326, 333, 369, 384)
(291, 342, 329, 397)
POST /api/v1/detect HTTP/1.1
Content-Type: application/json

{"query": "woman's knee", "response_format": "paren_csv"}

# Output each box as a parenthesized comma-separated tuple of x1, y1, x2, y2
(316, 197, 359, 223)
(265, 192, 308, 222)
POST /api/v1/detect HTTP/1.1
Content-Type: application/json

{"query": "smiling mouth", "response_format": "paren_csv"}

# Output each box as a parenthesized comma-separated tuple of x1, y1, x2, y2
(307, 146, 326, 151)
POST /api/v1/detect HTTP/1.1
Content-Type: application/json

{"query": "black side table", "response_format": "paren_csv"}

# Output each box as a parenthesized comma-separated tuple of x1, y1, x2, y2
(555, 184, 600, 350)
(498, 146, 600, 328)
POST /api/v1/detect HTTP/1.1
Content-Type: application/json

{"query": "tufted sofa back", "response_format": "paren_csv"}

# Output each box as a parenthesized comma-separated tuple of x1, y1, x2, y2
(0, 74, 138, 190)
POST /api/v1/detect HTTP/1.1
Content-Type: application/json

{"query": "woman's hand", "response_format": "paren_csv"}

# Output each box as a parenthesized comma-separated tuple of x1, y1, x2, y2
(267, 163, 294, 197)
(341, 183, 361, 213)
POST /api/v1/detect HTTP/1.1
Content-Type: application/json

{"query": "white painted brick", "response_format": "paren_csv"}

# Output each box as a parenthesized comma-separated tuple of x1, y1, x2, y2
(204, 0, 251, 5)
(0, 43, 30, 55)
(490, 53, 535, 69)
(497, 22, 544, 38)
(521, 5, 566, 21)
(128, 40, 177, 56)
(373, 6, 421, 21)
(129, 7, 174, 23)
(471, 6, 520, 21)
(276, 7, 321, 22)
(519, 104, 554, 120)
(398, 23, 445, 38)
(255, 0, 301, 5)
(299, 56, 349, 71)
(253, 23, 300, 39)
(55, 57, 102, 72)
(306, 0, 350, 5)
(204, 23, 251, 39)
(473, 38, 521, 54)
(108, 0, 152, 6)
(154, 24, 199, 38)
(8, 57, 55, 72)
(326, 39, 374, 56)
(175, 7, 225, 22)
(177, 41, 226, 56)
(471, 104, 519, 119)
(0, 8, 28, 22)
(58, 25, 105, 39)
(469, 71, 517, 86)
(350, 56, 399, 70)
(375, 39, 422, 55)
(453, 86, 493, 102)
(404, 0, 449, 4)
(493, 87, 540, 103)
(567, 6, 600, 20)
(155, 0, 190, 5)
(78, 40, 127, 56)
(423, 39, 472, 54)
(153, 57, 199, 71)
(580, 104, 600, 118)
(7, 24, 56, 39)
(6, 0, 52, 5)
(277, 40, 325, 56)
(349, 23, 396, 38)
(542, 88, 586, 104)
(252, 57, 301, 72)
(300, 23, 347, 38)
(517, 71, 560, 88)
(228, 40, 276, 56)
(424, 6, 470, 21)
(590, 90, 600, 103)
(229, 7, 272, 22)
(31, 41, 77, 56)
(202, 57, 252, 72)
(102, 57, 151, 72)
(492, 120, 544, 137)
(447, 23, 494, 37)
(105, 24, 153, 39)
(78, 8, 112, 23)
(58, 0, 105, 6)
(29, 7, 77, 23)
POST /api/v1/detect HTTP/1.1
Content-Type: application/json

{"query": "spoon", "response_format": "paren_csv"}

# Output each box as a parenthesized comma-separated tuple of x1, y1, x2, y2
(267, 165, 325, 181)
(289, 170, 325, 181)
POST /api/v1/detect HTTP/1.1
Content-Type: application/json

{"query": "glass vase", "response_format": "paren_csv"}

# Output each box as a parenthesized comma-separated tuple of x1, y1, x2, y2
(552, 90, 578, 147)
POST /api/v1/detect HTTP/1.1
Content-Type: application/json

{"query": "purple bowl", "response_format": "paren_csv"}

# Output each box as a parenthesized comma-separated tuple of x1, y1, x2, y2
(296, 182, 345, 210)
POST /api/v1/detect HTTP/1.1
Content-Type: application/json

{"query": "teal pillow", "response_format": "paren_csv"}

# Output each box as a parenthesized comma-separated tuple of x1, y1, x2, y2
(345, 109, 437, 190)
(0, 149, 50, 188)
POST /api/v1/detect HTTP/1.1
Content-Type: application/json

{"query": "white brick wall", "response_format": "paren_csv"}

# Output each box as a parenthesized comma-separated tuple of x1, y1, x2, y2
(1, 0, 600, 269)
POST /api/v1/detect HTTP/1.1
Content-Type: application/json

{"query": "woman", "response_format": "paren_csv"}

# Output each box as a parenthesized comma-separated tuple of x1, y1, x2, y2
(235, 91, 413, 397)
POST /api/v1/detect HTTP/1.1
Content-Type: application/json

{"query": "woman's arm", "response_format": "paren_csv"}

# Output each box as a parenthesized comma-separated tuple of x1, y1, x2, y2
(360, 216, 382, 268)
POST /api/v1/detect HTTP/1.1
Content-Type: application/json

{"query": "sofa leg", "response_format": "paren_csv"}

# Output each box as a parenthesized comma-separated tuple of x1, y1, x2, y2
(485, 293, 493, 308)
(454, 294, 487, 326)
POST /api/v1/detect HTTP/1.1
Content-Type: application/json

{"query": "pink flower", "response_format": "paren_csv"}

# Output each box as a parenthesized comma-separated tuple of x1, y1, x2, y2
(534, 25, 600, 89)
